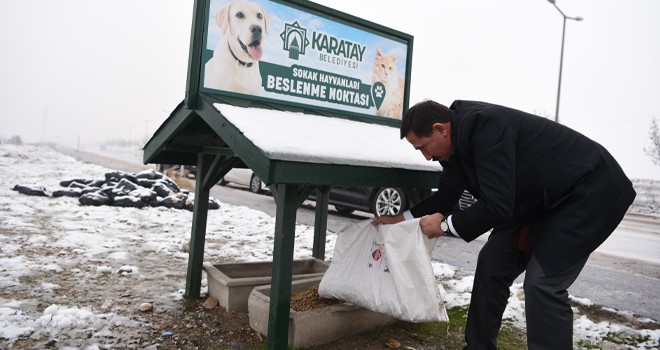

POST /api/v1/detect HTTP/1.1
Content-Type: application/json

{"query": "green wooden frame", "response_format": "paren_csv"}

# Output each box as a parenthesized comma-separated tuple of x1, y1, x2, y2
(143, 98, 440, 349)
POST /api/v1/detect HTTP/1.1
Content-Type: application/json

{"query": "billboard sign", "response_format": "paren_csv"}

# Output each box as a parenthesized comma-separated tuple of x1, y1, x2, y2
(199, 0, 413, 122)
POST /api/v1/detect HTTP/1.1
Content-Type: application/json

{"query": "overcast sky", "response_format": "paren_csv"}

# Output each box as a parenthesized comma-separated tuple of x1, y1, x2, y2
(1, 0, 659, 180)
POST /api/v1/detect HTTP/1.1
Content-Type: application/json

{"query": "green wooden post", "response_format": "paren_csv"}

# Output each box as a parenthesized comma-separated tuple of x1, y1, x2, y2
(267, 183, 299, 349)
(184, 0, 207, 109)
(184, 154, 212, 299)
(312, 186, 330, 259)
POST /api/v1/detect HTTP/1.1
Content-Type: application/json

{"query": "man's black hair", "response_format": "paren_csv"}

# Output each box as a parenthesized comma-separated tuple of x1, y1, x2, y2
(400, 100, 452, 139)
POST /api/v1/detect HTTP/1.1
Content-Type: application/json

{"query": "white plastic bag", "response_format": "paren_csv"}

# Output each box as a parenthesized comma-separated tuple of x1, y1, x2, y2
(318, 219, 448, 323)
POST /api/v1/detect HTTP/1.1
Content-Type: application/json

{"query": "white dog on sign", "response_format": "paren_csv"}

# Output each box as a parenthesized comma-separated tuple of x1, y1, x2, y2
(204, 0, 269, 95)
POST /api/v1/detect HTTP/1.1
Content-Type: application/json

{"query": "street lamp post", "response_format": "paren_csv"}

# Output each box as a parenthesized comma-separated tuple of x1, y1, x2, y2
(547, 0, 582, 123)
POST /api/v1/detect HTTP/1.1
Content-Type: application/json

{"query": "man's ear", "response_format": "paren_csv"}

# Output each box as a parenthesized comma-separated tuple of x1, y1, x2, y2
(432, 122, 450, 136)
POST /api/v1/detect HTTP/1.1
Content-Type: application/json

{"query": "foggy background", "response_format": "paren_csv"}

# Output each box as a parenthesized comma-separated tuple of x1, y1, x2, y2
(1, 0, 659, 180)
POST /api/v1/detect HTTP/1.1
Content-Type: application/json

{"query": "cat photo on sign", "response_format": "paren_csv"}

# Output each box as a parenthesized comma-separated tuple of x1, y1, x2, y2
(372, 47, 405, 119)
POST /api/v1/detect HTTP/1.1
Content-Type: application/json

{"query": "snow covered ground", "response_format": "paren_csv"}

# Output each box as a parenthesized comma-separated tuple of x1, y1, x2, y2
(0, 144, 658, 349)
(630, 178, 660, 217)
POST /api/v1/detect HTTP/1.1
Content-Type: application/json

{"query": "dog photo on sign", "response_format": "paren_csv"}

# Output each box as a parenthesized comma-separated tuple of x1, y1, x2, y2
(204, 0, 269, 95)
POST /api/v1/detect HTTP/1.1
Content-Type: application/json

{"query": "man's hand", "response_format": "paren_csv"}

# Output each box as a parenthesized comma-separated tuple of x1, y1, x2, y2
(419, 213, 445, 239)
(371, 213, 404, 226)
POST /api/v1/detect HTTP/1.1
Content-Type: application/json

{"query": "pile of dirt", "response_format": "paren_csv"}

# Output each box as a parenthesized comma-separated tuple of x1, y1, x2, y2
(290, 284, 342, 312)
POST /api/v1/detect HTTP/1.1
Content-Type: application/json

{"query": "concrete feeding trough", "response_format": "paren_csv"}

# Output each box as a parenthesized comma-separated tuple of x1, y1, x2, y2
(248, 277, 398, 349)
(204, 258, 330, 312)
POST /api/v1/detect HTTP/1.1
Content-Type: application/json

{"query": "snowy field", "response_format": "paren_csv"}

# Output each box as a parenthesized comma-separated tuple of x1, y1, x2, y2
(0, 144, 658, 349)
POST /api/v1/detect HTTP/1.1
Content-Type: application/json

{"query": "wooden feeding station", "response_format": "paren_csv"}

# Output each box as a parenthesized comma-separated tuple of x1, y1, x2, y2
(143, 0, 441, 348)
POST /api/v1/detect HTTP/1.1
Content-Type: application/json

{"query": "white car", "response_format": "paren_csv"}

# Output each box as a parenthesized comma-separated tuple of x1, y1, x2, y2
(219, 168, 268, 194)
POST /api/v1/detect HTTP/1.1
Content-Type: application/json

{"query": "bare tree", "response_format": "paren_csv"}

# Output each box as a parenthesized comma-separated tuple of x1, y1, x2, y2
(645, 117, 660, 166)
(2, 135, 23, 145)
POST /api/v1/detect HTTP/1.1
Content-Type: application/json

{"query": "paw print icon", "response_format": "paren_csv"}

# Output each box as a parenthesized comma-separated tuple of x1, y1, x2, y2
(371, 82, 387, 109)
(374, 85, 384, 98)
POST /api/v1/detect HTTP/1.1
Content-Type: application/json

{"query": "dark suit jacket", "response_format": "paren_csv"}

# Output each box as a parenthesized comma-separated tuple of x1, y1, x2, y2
(411, 100, 636, 275)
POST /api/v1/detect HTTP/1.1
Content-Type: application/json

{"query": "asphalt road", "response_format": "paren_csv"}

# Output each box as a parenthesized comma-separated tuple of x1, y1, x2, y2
(58, 146, 660, 321)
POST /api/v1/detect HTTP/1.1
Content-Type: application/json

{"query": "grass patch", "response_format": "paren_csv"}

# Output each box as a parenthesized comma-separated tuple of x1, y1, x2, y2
(399, 306, 527, 349)
(303, 306, 528, 349)
(18, 275, 40, 285)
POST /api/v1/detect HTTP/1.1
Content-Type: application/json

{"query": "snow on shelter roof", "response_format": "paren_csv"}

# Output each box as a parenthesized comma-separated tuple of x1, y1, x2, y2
(215, 103, 443, 173)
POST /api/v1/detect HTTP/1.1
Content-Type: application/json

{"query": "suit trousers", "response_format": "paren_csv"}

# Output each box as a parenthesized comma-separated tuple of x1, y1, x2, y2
(464, 226, 588, 350)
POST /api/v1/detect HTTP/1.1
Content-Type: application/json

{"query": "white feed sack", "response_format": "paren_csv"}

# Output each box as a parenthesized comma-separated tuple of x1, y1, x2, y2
(319, 219, 448, 323)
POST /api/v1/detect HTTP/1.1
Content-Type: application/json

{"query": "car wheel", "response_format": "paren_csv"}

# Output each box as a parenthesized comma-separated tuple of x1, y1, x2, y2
(372, 187, 407, 217)
(249, 174, 263, 194)
(334, 205, 355, 215)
